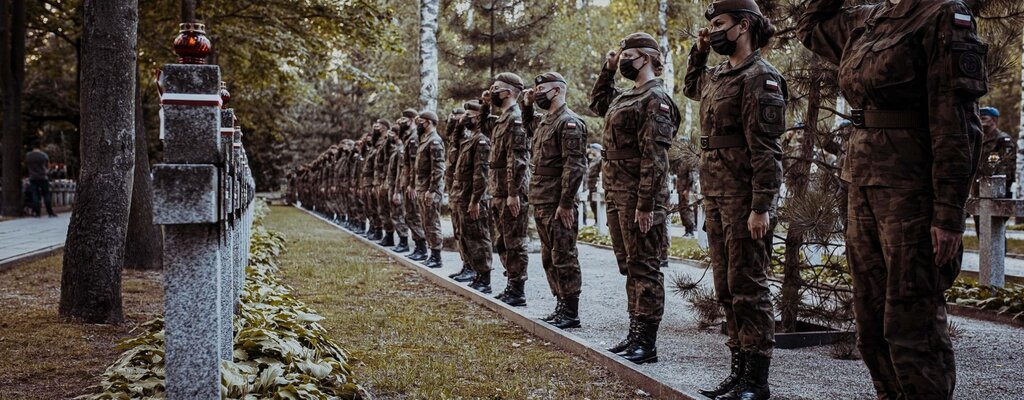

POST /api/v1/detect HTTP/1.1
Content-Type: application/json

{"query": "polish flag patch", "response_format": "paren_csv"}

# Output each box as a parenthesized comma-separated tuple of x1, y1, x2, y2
(954, 13, 972, 28)
(567, 122, 578, 129)
(765, 79, 780, 91)
(659, 103, 670, 113)
(514, 119, 522, 125)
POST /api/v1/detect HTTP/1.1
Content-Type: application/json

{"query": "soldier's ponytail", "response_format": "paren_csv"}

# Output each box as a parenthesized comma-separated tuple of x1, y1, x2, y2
(729, 12, 776, 50)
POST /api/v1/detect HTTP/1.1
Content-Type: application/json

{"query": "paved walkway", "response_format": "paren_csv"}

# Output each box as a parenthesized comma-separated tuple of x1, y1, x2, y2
(318, 210, 1023, 400)
(0, 213, 69, 266)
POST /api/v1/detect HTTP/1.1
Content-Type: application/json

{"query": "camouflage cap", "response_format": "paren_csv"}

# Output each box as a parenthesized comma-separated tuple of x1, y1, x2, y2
(620, 32, 659, 51)
(463, 100, 483, 112)
(419, 111, 439, 124)
(402, 108, 419, 118)
(534, 72, 566, 85)
(705, 0, 763, 20)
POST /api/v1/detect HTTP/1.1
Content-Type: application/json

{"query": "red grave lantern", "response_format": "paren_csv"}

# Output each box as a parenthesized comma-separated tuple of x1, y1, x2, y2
(173, 22, 211, 64)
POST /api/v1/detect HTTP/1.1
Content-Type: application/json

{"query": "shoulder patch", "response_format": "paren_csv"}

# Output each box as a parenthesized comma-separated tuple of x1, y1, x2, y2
(954, 13, 972, 28)
(479, 140, 486, 144)
(659, 103, 671, 113)
(567, 122, 578, 129)
(433, 140, 440, 145)
(514, 118, 522, 125)
(765, 79, 780, 91)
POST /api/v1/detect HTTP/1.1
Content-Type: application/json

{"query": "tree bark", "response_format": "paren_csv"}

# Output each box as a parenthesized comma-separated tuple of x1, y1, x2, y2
(60, 0, 138, 324)
(657, 0, 674, 95)
(123, 64, 162, 271)
(419, 0, 439, 112)
(1, 0, 26, 217)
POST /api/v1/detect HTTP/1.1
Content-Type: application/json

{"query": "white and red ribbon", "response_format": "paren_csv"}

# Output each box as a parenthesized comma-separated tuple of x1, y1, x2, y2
(160, 93, 223, 107)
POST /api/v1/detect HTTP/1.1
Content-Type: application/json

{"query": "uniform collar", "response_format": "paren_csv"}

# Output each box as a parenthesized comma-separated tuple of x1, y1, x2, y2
(541, 103, 568, 125)
(623, 78, 664, 97)
(879, 0, 916, 20)
(716, 50, 761, 77)
(497, 103, 520, 123)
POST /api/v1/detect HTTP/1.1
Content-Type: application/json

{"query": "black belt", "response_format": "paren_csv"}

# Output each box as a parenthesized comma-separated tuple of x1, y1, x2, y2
(850, 109, 928, 129)
(533, 166, 563, 176)
(700, 134, 747, 150)
(491, 162, 507, 169)
(601, 148, 641, 160)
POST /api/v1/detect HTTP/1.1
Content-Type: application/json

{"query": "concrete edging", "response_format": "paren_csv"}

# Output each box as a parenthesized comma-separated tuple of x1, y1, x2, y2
(299, 207, 706, 400)
(0, 244, 64, 274)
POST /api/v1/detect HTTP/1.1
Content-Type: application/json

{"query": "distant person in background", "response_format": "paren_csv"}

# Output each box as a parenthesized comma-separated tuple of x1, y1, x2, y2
(25, 143, 57, 218)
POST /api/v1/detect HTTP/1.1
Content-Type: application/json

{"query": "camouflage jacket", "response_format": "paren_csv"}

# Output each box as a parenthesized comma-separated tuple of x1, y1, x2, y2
(445, 125, 470, 198)
(360, 137, 378, 187)
(373, 134, 393, 187)
(452, 129, 492, 206)
(523, 103, 588, 209)
(683, 49, 786, 212)
(386, 137, 404, 192)
(589, 69, 680, 212)
(488, 103, 531, 198)
(798, 0, 988, 232)
(401, 129, 419, 192)
(415, 130, 446, 196)
(587, 154, 602, 192)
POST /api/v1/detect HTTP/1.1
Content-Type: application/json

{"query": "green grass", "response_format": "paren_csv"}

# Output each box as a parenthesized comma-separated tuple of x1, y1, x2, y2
(267, 206, 639, 399)
(962, 235, 1024, 255)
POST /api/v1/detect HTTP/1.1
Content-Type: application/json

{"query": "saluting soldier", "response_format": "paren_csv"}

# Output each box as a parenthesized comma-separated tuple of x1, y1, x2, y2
(799, 0, 988, 398)
(973, 107, 1016, 199)
(361, 128, 382, 239)
(522, 72, 588, 329)
(484, 72, 532, 307)
(452, 100, 495, 293)
(374, 121, 396, 245)
(414, 111, 447, 269)
(445, 108, 474, 281)
(385, 124, 410, 251)
(684, 1, 786, 398)
(590, 32, 679, 365)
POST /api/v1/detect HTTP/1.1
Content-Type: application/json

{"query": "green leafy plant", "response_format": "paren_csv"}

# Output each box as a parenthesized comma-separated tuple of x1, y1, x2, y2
(945, 278, 1024, 322)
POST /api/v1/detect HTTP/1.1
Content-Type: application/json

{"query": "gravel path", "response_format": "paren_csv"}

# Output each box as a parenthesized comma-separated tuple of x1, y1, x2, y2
(420, 217, 1024, 399)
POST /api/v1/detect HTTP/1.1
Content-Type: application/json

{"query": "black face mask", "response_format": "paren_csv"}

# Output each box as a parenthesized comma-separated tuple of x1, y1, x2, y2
(490, 90, 507, 106)
(533, 89, 555, 110)
(710, 23, 741, 56)
(463, 118, 477, 130)
(416, 123, 428, 132)
(619, 56, 646, 81)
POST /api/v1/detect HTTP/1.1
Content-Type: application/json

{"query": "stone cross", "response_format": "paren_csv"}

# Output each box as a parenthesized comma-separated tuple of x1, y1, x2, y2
(966, 174, 1022, 288)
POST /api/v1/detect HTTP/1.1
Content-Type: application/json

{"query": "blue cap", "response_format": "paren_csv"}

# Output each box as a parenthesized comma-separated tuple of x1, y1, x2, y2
(980, 107, 1000, 117)
(838, 119, 852, 127)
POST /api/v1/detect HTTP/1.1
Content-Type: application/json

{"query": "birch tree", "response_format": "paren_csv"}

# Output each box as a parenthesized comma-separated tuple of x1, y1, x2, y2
(419, 0, 439, 112)
(657, 0, 674, 95)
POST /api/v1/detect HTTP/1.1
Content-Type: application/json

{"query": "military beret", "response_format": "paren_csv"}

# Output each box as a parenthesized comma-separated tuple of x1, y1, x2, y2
(376, 119, 391, 129)
(494, 72, 525, 90)
(620, 32, 659, 51)
(402, 108, 419, 118)
(451, 108, 466, 115)
(588, 143, 604, 151)
(535, 72, 566, 85)
(463, 100, 483, 112)
(980, 107, 1000, 117)
(705, 0, 763, 20)
(838, 119, 853, 128)
(419, 111, 439, 124)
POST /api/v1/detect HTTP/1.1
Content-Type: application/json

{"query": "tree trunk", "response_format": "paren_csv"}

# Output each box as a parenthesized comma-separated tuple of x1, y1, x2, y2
(124, 64, 162, 270)
(657, 0, 674, 95)
(60, 0, 138, 324)
(1017, 28, 1024, 201)
(1, 0, 26, 217)
(419, 0, 439, 112)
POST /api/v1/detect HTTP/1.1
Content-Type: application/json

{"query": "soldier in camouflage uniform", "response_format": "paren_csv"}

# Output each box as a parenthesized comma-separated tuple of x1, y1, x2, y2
(374, 121, 396, 245)
(522, 72, 588, 329)
(586, 143, 603, 225)
(361, 128, 382, 239)
(484, 72, 532, 307)
(590, 32, 679, 365)
(452, 100, 495, 293)
(398, 109, 429, 260)
(972, 107, 1015, 198)
(684, 2, 785, 398)
(444, 108, 474, 281)
(347, 139, 366, 234)
(415, 111, 446, 269)
(800, 0, 988, 398)
(670, 148, 697, 237)
(386, 123, 410, 252)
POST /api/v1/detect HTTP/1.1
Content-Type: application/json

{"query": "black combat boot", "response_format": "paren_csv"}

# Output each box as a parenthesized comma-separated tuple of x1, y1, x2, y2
(407, 240, 428, 261)
(352, 221, 365, 234)
(423, 249, 442, 268)
(371, 227, 384, 241)
(363, 226, 375, 239)
(448, 265, 470, 279)
(541, 298, 565, 323)
(550, 296, 580, 329)
(393, 236, 409, 253)
(717, 354, 770, 400)
(607, 319, 640, 353)
(379, 231, 395, 247)
(452, 267, 476, 283)
(700, 347, 746, 398)
(470, 271, 492, 293)
(497, 281, 526, 307)
(619, 320, 658, 364)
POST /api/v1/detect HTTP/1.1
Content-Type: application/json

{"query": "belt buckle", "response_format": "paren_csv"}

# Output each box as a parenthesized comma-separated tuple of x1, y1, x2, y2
(850, 109, 865, 128)
(699, 136, 710, 150)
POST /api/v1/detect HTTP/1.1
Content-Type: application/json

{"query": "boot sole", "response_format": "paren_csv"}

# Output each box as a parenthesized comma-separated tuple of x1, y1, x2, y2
(551, 320, 581, 329)
(623, 355, 658, 365)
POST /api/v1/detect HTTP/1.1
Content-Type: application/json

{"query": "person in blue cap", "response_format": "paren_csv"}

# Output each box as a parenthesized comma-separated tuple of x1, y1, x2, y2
(973, 107, 1016, 224)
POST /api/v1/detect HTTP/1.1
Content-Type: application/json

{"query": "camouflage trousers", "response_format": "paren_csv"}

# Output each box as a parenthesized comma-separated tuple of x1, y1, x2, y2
(450, 200, 468, 265)
(418, 192, 443, 250)
(457, 201, 493, 274)
(678, 202, 697, 232)
(534, 204, 582, 299)
(377, 186, 394, 232)
(606, 194, 665, 323)
(847, 184, 958, 400)
(405, 188, 425, 241)
(704, 195, 775, 358)
(362, 186, 380, 229)
(491, 196, 529, 284)
(390, 189, 408, 238)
